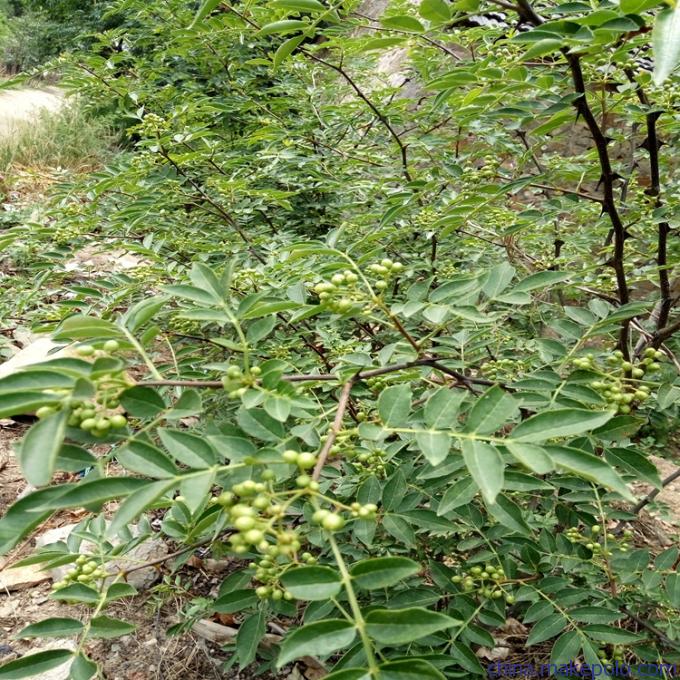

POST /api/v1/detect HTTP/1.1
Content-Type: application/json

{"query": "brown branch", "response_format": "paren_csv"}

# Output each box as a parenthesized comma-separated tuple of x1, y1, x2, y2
(515, 0, 630, 355)
(650, 316, 680, 347)
(120, 534, 217, 577)
(312, 378, 357, 481)
(525, 181, 603, 204)
(565, 54, 631, 358)
(624, 68, 672, 332)
(157, 147, 266, 265)
(630, 467, 680, 516)
(140, 357, 497, 390)
(300, 48, 413, 182)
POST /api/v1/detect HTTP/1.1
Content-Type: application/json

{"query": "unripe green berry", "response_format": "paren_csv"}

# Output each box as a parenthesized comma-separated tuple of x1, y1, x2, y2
(282, 450, 299, 464)
(297, 452, 317, 469)
(80, 418, 97, 431)
(110, 414, 127, 428)
(243, 529, 265, 545)
(36, 406, 57, 419)
(234, 516, 256, 532)
(321, 513, 345, 532)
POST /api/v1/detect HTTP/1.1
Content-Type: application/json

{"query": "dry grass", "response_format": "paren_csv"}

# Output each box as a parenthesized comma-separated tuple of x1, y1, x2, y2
(0, 102, 116, 174)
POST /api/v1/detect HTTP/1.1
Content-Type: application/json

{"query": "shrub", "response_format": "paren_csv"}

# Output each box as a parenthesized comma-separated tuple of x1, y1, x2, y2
(1, 0, 680, 678)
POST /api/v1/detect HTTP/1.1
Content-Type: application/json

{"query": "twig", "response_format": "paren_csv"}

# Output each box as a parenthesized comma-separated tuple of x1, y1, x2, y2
(140, 357, 499, 390)
(628, 467, 680, 517)
(621, 607, 680, 651)
(120, 534, 217, 577)
(312, 378, 357, 481)
(300, 48, 413, 182)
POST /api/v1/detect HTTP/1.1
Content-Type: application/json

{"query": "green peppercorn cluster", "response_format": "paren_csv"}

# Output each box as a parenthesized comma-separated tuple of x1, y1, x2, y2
(213, 475, 307, 558)
(565, 524, 633, 556)
(138, 112, 171, 136)
(347, 447, 386, 478)
(572, 348, 662, 414)
(167, 316, 203, 335)
(53, 555, 107, 591)
(367, 258, 404, 293)
(222, 364, 261, 399)
(450, 564, 515, 603)
(37, 341, 129, 436)
(598, 645, 626, 664)
(413, 207, 439, 229)
(312, 268, 361, 314)
(480, 358, 526, 381)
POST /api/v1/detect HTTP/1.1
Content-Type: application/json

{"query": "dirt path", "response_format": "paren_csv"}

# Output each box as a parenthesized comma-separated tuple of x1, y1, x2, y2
(0, 86, 64, 133)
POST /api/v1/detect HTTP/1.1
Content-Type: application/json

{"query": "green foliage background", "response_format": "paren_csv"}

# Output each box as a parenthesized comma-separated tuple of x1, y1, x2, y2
(0, 0, 680, 678)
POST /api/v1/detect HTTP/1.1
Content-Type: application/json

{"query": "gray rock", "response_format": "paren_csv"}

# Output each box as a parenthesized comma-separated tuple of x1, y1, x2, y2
(35, 523, 168, 590)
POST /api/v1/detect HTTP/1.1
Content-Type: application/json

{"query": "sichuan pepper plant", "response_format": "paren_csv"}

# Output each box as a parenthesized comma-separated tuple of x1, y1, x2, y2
(1, 0, 680, 678)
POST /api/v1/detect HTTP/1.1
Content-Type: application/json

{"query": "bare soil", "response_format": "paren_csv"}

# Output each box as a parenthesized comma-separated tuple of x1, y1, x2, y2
(0, 87, 63, 134)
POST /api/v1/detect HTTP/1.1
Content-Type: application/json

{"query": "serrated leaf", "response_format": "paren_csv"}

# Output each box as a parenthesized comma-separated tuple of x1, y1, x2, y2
(237, 408, 285, 441)
(546, 445, 635, 501)
(569, 607, 623, 624)
(487, 494, 531, 535)
(383, 514, 416, 546)
(39, 478, 149, 510)
(119, 386, 166, 418)
(19, 411, 67, 487)
(191, 0, 222, 27)
(280, 566, 342, 600)
(116, 441, 178, 478)
(214, 589, 258, 613)
(510, 409, 614, 442)
(89, 616, 136, 639)
(277, 620, 356, 667)
(378, 384, 412, 426)
(378, 659, 445, 679)
(424, 388, 466, 429)
(108, 479, 176, 536)
(0, 650, 74, 679)
(48, 583, 99, 603)
(158, 429, 217, 467)
(505, 442, 554, 474)
(465, 386, 518, 435)
(264, 394, 291, 422)
(415, 430, 451, 466)
(366, 608, 459, 644)
(53, 315, 121, 340)
(0, 392, 62, 419)
(381, 15, 425, 32)
(461, 440, 504, 504)
(512, 270, 570, 292)
(583, 624, 643, 643)
(653, 5, 680, 85)
(69, 654, 97, 680)
(527, 613, 567, 645)
(419, 0, 451, 22)
(550, 630, 580, 666)
(17, 617, 83, 639)
(236, 611, 265, 668)
(437, 477, 478, 515)
(350, 557, 420, 589)
(272, 0, 325, 11)
(260, 19, 309, 36)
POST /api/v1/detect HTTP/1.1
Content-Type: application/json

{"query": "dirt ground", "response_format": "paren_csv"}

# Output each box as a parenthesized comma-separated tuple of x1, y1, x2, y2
(0, 86, 63, 134)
